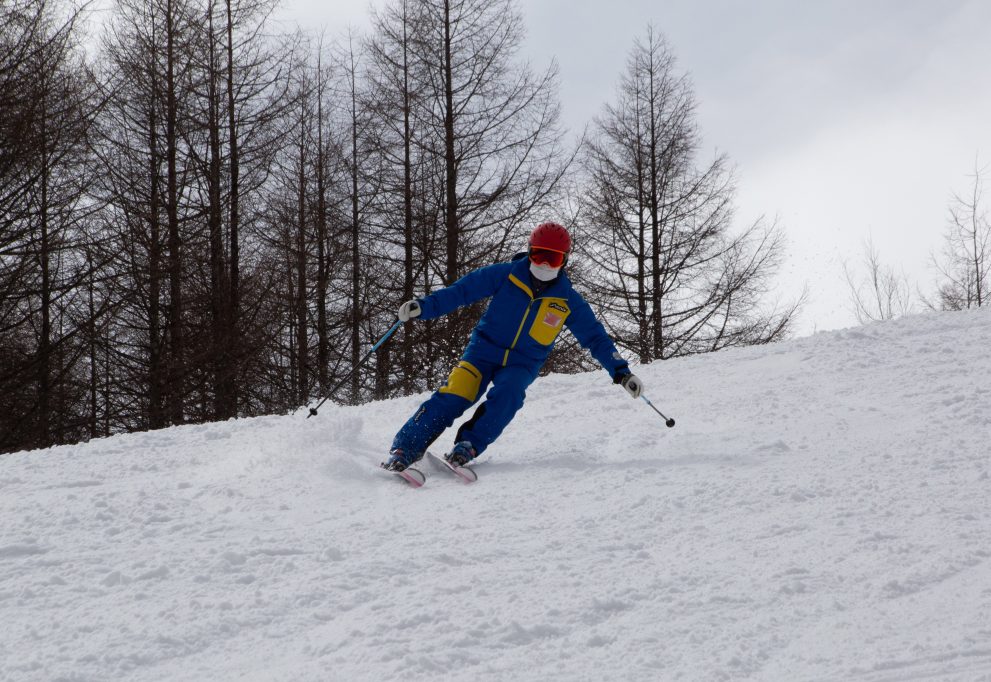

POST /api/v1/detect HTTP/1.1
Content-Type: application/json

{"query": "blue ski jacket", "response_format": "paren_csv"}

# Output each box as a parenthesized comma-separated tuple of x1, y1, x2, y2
(417, 255, 630, 379)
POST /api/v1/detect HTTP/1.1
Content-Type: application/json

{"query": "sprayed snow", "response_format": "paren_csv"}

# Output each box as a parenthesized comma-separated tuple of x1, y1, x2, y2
(2, 309, 990, 681)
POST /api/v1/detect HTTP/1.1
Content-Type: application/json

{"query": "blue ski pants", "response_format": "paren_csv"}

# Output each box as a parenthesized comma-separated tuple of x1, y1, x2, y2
(391, 351, 540, 457)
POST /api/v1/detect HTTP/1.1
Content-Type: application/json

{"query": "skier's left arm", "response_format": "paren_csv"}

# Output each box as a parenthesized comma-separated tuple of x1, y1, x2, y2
(565, 291, 636, 382)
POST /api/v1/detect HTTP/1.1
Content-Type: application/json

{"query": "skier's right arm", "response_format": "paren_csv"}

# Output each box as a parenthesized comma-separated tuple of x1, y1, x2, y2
(413, 263, 508, 321)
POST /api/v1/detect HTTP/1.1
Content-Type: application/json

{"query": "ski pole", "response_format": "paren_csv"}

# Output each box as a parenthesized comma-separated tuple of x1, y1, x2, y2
(306, 319, 403, 418)
(640, 393, 676, 428)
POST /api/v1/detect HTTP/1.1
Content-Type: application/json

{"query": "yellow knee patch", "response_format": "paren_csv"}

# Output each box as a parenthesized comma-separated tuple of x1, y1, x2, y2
(438, 360, 483, 401)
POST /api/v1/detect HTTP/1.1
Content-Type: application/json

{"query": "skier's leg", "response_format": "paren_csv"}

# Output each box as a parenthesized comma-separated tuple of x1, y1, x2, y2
(455, 362, 538, 456)
(390, 358, 491, 461)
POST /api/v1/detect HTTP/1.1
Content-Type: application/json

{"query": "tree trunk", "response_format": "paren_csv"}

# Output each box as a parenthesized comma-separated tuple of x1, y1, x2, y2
(38, 95, 51, 448)
(148, 67, 165, 429)
(87, 248, 98, 439)
(207, 0, 227, 420)
(402, 3, 415, 392)
(349, 46, 361, 403)
(296, 103, 308, 407)
(442, 0, 458, 285)
(634, 78, 649, 363)
(166, 0, 184, 425)
(647, 51, 663, 360)
(224, 0, 240, 416)
(315, 53, 329, 396)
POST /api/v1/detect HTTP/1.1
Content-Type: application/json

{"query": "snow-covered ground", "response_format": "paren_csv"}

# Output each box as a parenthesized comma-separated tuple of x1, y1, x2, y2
(2, 309, 990, 682)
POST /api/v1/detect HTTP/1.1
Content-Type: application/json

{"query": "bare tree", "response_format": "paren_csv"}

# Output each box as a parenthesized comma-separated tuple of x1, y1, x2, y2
(843, 236, 912, 324)
(191, 0, 288, 419)
(363, 0, 573, 378)
(340, 33, 367, 403)
(93, 0, 201, 430)
(93, 0, 292, 430)
(0, 0, 103, 452)
(412, 0, 570, 282)
(925, 159, 990, 311)
(365, 0, 428, 393)
(313, 42, 332, 397)
(578, 26, 800, 362)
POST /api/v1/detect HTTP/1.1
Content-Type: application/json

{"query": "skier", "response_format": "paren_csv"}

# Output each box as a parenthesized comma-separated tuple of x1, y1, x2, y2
(383, 222, 643, 472)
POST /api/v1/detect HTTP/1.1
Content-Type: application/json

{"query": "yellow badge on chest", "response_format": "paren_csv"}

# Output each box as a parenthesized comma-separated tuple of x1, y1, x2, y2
(528, 298, 570, 345)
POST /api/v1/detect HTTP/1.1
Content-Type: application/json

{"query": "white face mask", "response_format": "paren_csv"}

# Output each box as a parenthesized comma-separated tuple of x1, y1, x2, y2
(529, 261, 560, 281)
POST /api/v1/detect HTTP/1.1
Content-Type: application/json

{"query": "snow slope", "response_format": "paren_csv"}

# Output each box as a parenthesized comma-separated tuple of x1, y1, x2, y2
(2, 308, 990, 682)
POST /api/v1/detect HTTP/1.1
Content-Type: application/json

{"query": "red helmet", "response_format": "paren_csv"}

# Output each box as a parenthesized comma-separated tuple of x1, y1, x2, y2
(528, 222, 571, 268)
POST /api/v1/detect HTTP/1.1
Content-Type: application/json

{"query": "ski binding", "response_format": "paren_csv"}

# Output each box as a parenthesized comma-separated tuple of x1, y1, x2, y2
(382, 464, 426, 488)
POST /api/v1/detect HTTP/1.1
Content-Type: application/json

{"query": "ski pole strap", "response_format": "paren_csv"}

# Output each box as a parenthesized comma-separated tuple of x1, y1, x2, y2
(306, 319, 404, 418)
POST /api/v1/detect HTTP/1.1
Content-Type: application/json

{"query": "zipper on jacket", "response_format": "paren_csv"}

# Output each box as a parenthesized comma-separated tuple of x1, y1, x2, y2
(503, 299, 534, 366)
(502, 280, 543, 367)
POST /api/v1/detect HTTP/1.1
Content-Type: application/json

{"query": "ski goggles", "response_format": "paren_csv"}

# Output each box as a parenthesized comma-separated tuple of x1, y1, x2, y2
(528, 247, 568, 268)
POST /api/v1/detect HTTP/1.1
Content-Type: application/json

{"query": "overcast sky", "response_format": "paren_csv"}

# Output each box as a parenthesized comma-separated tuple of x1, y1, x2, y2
(276, 0, 991, 334)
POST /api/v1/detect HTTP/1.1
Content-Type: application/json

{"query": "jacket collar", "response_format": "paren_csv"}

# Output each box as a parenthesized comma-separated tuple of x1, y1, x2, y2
(508, 255, 568, 298)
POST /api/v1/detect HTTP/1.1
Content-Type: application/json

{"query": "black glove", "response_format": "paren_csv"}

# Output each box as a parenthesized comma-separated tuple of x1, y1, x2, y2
(612, 364, 630, 384)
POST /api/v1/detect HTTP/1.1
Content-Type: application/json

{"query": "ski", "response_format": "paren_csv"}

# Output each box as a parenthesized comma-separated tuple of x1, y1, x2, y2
(381, 464, 426, 488)
(426, 451, 478, 484)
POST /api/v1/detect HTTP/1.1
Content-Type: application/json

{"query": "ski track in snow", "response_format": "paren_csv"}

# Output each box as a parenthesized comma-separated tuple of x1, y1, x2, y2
(1, 308, 990, 681)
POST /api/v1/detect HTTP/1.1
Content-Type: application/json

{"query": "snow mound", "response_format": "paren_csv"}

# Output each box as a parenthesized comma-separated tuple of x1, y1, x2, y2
(2, 308, 990, 681)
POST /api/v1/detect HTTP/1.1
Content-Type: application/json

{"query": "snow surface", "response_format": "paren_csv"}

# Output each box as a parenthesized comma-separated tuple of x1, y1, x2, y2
(2, 309, 991, 682)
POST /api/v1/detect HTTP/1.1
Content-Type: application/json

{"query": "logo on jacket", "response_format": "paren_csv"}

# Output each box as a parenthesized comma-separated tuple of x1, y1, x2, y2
(542, 301, 568, 327)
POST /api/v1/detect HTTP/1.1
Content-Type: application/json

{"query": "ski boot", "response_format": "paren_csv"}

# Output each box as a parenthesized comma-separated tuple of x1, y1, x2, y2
(382, 447, 422, 472)
(445, 441, 477, 467)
